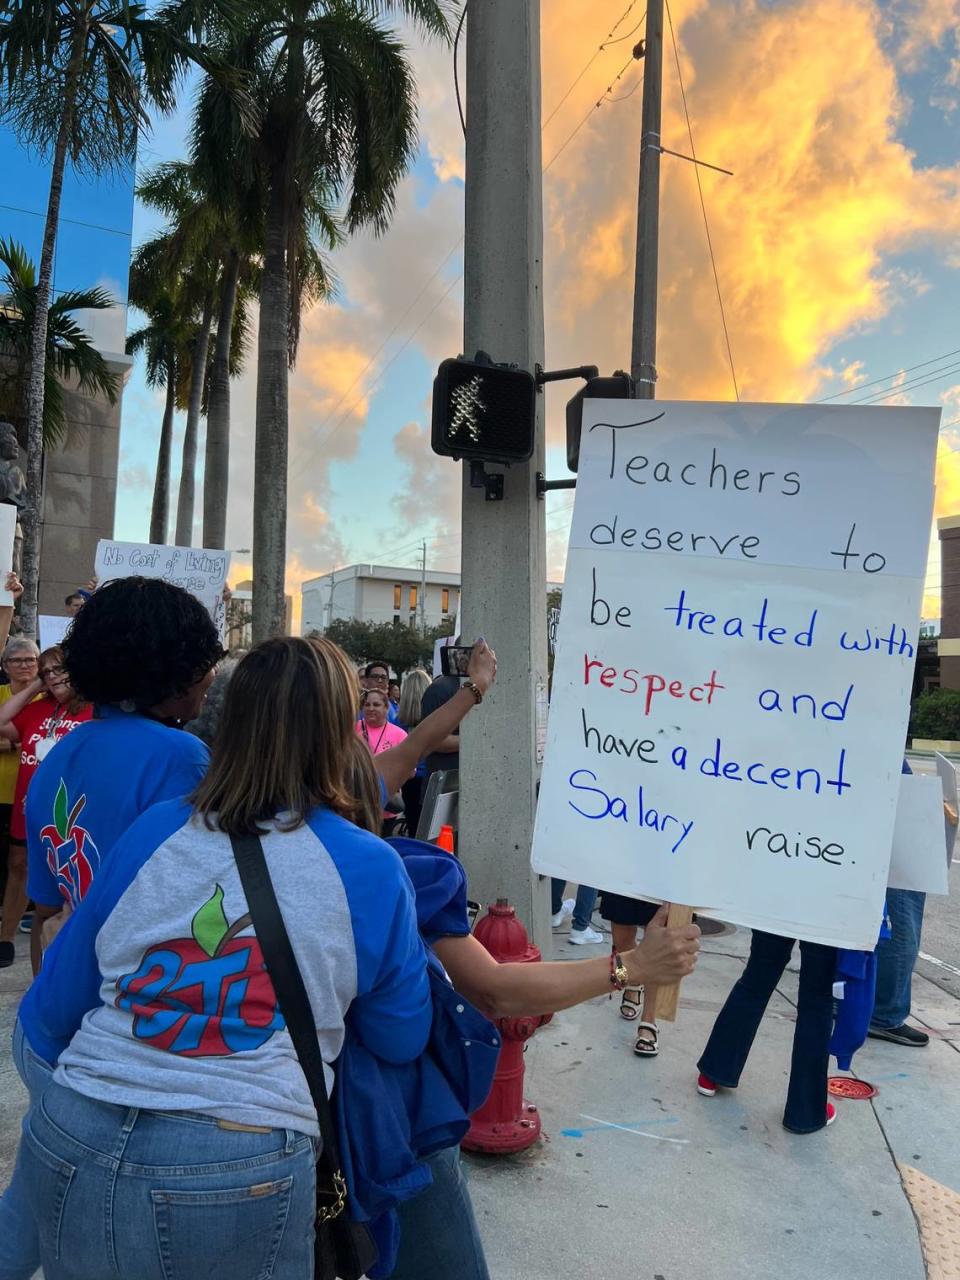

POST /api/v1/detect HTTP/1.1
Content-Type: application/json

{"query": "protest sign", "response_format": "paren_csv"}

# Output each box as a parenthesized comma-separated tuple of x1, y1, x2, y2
(0, 505, 15, 606)
(532, 401, 939, 951)
(888, 774, 949, 896)
(936, 754, 958, 867)
(94, 541, 231, 633)
(39, 615, 70, 651)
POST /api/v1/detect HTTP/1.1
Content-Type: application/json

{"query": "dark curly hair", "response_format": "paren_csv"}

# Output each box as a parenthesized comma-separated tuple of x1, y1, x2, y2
(61, 577, 224, 708)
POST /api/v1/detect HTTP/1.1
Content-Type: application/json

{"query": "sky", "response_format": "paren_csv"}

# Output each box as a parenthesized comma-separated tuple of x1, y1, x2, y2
(113, 0, 960, 628)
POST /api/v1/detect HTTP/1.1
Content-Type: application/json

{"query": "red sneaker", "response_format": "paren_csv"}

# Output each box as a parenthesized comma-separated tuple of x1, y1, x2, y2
(826, 1102, 837, 1126)
(697, 1073, 718, 1097)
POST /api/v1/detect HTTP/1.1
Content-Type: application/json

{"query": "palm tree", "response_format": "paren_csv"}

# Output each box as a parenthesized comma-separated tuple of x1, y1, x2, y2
(126, 261, 191, 544)
(0, 237, 118, 445)
(0, 0, 252, 634)
(193, 0, 454, 641)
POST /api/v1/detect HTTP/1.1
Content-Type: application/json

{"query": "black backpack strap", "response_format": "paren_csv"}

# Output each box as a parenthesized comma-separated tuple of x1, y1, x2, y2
(229, 831, 344, 1199)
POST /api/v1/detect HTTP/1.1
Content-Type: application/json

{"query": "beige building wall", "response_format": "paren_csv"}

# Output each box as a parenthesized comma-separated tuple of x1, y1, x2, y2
(38, 364, 127, 617)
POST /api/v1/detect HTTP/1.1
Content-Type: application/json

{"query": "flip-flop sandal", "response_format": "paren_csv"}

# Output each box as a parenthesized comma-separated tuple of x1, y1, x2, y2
(620, 985, 644, 1021)
(633, 1021, 660, 1057)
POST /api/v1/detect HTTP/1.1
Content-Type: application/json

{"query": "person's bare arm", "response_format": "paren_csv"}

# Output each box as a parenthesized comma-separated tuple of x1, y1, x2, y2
(0, 676, 42, 729)
(432, 905, 700, 1018)
(0, 572, 23, 655)
(376, 641, 497, 797)
(31, 903, 62, 976)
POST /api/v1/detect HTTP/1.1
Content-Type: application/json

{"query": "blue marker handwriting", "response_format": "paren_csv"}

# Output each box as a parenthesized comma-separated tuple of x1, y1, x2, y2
(567, 769, 695, 852)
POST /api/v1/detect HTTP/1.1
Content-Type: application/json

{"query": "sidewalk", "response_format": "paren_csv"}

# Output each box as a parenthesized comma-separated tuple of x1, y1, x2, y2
(466, 920, 959, 1280)
(2, 922, 957, 1279)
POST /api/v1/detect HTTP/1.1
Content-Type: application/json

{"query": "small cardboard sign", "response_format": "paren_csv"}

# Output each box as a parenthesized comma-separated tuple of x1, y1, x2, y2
(888, 774, 949, 895)
(38, 615, 70, 652)
(94, 540, 231, 633)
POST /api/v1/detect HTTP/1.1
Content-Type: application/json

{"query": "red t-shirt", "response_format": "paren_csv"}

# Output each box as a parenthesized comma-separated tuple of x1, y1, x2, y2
(11, 696, 93, 841)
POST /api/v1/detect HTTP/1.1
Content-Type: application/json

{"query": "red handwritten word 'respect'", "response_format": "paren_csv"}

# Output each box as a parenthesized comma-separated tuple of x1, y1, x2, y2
(582, 657, 725, 717)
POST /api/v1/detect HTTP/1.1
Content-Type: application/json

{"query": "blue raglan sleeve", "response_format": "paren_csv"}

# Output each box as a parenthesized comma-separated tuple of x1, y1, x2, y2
(315, 817, 432, 1065)
(17, 799, 194, 1066)
(158, 734, 210, 800)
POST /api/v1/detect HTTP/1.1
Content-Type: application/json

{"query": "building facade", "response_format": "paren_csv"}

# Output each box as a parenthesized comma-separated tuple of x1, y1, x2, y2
(0, 123, 135, 614)
(938, 514, 960, 689)
(302, 564, 461, 635)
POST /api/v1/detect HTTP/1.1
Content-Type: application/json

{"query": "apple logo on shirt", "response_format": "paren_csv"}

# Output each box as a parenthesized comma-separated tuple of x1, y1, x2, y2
(39, 780, 101, 908)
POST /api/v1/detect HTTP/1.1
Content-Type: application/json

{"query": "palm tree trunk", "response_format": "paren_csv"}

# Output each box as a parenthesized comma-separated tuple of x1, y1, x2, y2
(203, 250, 240, 550)
(174, 291, 214, 546)
(19, 18, 87, 639)
(150, 360, 176, 544)
(252, 177, 290, 642)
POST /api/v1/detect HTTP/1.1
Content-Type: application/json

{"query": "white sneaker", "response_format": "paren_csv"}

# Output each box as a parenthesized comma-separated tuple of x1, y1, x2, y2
(568, 925, 604, 945)
(551, 898, 575, 928)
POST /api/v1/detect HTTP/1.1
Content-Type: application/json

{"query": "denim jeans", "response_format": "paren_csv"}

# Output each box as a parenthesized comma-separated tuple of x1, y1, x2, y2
(872, 888, 926, 1029)
(698, 931, 838, 1134)
(388, 1146, 490, 1280)
(19, 1079, 317, 1280)
(0, 1019, 52, 1280)
(550, 879, 599, 932)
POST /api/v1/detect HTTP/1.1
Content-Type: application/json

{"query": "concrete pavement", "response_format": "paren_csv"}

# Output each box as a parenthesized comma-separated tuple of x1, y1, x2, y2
(2, 915, 958, 1278)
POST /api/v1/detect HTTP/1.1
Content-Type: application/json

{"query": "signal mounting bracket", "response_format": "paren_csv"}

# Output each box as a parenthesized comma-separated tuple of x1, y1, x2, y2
(470, 459, 504, 502)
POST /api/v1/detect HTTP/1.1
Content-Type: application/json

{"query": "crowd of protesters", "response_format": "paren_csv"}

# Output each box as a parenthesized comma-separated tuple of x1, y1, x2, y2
(0, 574, 940, 1277)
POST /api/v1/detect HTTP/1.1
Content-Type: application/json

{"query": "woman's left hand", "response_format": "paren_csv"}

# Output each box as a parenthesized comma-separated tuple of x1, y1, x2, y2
(5, 572, 23, 600)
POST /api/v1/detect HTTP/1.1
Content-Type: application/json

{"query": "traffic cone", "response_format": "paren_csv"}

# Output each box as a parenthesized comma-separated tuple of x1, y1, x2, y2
(436, 825, 455, 853)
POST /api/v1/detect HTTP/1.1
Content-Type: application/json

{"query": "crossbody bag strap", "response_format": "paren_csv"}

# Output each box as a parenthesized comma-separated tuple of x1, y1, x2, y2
(229, 830, 345, 1208)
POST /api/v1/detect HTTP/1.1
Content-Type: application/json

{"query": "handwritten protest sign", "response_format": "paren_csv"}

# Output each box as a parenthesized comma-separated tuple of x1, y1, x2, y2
(936, 753, 958, 868)
(94, 541, 231, 634)
(888, 774, 949, 896)
(532, 401, 939, 950)
(0, 505, 15, 606)
(39, 616, 70, 651)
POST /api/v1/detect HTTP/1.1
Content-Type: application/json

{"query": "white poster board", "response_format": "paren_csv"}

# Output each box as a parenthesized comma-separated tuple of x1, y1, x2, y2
(936, 753, 958, 867)
(94, 541, 231, 633)
(38, 615, 70, 651)
(0, 505, 16, 606)
(532, 401, 939, 950)
(888, 774, 949, 895)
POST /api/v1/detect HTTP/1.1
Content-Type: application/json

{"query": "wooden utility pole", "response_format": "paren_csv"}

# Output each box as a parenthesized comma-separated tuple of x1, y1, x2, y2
(630, 0, 664, 399)
(458, 0, 550, 946)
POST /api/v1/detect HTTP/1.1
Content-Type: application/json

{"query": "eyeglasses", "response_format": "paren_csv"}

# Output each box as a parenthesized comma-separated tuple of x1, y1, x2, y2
(5, 657, 36, 667)
(40, 665, 66, 679)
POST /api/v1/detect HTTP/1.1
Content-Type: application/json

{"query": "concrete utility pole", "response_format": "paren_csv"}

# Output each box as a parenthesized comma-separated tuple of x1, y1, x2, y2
(458, 0, 551, 946)
(630, 0, 664, 398)
(419, 539, 428, 635)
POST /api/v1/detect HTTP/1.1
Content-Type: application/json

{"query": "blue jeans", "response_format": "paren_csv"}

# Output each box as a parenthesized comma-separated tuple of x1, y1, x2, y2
(19, 1079, 317, 1280)
(698, 931, 837, 1134)
(872, 889, 926, 1029)
(0, 1019, 52, 1280)
(551, 879, 598, 932)
(388, 1147, 489, 1280)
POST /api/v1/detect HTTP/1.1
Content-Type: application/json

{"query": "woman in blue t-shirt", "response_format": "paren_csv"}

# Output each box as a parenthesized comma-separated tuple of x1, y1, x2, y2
(14, 636, 431, 1280)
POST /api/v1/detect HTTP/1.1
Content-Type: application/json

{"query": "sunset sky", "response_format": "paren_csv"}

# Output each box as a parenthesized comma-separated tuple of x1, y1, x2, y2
(114, 0, 960, 624)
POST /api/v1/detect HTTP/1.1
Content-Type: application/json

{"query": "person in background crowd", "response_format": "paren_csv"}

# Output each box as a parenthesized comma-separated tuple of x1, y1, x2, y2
(0, 575, 29, 963)
(396, 668, 430, 836)
(364, 660, 400, 722)
(600, 892, 667, 1056)
(0, 577, 224, 1280)
(358, 688, 408, 832)
(11, 636, 432, 1280)
(868, 759, 932, 1047)
(551, 880, 603, 945)
(418, 649, 463, 785)
(0, 645, 92, 970)
(185, 656, 240, 748)
(64, 592, 85, 617)
(696, 931, 838, 1132)
(389, 678, 401, 708)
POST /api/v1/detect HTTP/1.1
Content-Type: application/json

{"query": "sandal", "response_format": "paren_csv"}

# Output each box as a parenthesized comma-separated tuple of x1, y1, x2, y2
(633, 1021, 660, 1057)
(619, 985, 644, 1021)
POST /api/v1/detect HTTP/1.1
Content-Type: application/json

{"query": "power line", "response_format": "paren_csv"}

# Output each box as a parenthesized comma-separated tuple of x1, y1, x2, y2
(815, 347, 960, 403)
(542, 1, 642, 130)
(666, 0, 739, 402)
(544, 52, 641, 170)
(851, 360, 960, 405)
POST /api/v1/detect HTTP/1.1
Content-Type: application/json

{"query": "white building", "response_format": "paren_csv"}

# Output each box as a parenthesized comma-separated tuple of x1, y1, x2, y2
(302, 564, 462, 634)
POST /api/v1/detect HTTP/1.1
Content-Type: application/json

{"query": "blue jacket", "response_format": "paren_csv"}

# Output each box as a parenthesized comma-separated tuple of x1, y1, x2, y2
(335, 839, 500, 1279)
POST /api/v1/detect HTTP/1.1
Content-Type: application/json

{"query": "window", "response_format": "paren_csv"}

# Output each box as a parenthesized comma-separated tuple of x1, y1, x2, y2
(409, 586, 418, 610)
(393, 584, 402, 609)
(441, 587, 449, 614)
(393, 614, 401, 628)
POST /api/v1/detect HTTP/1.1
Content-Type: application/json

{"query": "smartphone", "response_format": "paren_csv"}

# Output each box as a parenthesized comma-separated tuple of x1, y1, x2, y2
(440, 645, 473, 678)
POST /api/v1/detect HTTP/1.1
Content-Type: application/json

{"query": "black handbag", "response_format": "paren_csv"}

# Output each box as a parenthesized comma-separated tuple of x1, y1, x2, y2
(230, 832, 379, 1280)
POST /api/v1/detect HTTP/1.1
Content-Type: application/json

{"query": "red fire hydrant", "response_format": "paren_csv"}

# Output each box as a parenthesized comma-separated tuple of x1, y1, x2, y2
(462, 898, 552, 1154)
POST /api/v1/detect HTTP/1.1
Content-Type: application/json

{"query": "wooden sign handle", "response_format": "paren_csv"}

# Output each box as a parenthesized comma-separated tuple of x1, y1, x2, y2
(653, 904, 696, 1023)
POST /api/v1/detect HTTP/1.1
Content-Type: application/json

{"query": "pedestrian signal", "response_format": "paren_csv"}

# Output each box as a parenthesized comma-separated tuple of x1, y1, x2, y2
(566, 371, 634, 472)
(431, 354, 537, 464)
